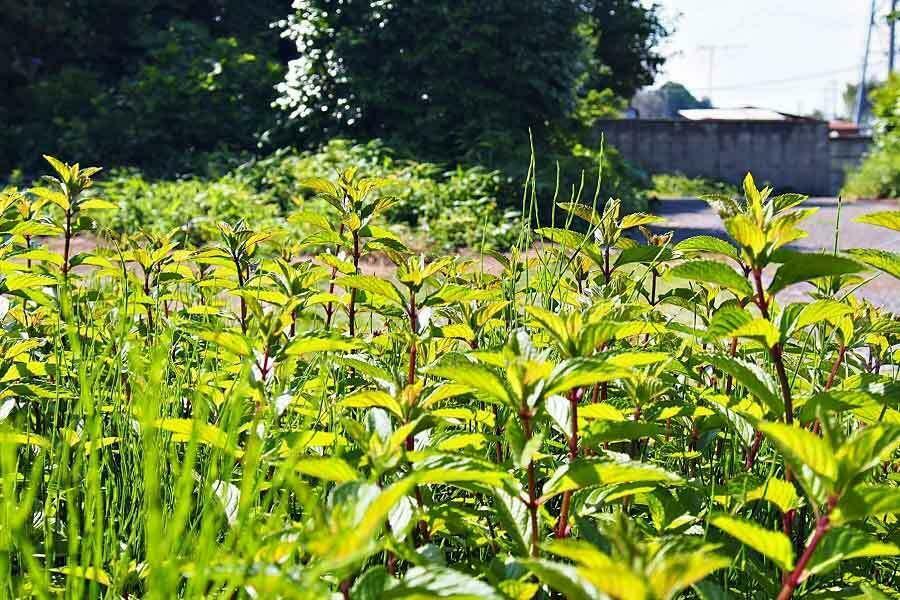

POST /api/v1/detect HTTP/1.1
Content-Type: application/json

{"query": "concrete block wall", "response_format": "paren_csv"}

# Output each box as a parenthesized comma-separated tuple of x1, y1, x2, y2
(593, 119, 870, 196)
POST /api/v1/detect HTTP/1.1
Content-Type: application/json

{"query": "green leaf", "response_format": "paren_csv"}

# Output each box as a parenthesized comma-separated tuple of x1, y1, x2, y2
(518, 559, 599, 600)
(284, 334, 362, 356)
(854, 210, 900, 232)
(197, 330, 251, 357)
(711, 514, 794, 571)
(543, 540, 650, 599)
(846, 248, 900, 280)
(544, 358, 632, 397)
(294, 457, 359, 482)
(757, 421, 838, 494)
(768, 253, 865, 294)
(541, 459, 682, 501)
(649, 551, 731, 600)
(832, 485, 900, 524)
(835, 424, 900, 485)
(79, 198, 118, 210)
(706, 355, 783, 416)
(383, 566, 503, 600)
(413, 453, 513, 488)
(794, 299, 853, 330)
(807, 527, 900, 578)
(740, 478, 801, 514)
(615, 245, 672, 267)
(669, 260, 752, 297)
(707, 306, 780, 347)
(429, 359, 513, 408)
(339, 390, 404, 418)
(724, 214, 766, 256)
(674, 236, 739, 261)
(3, 273, 57, 292)
(339, 275, 405, 307)
(620, 213, 663, 229)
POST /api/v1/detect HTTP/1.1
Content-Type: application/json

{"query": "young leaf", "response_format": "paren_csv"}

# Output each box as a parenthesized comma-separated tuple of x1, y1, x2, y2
(711, 514, 794, 571)
(768, 253, 865, 294)
(669, 260, 752, 297)
(541, 459, 682, 501)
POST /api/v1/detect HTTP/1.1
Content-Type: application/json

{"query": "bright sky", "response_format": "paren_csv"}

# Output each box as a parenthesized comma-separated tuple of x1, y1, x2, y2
(648, 0, 897, 118)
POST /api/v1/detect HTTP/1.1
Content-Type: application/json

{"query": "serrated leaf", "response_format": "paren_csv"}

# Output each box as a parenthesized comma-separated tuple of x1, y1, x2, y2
(429, 359, 512, 408)
(847, 248, 900, 280)
(768, 253, 865, 294)
(340, 390, 404, 418)
(711, 514, 794, 571)
(541, 459, 682, 501)
(669, 260, 752, 297)
(339, 275, 405, 307)
(855, 211, 900, 232)
(757, 421, 838, 492)
(294, 457, 359, 482)
(832, 485, 900, 524)
(285, 334, 362, 355)
(674, 235, 739, 260)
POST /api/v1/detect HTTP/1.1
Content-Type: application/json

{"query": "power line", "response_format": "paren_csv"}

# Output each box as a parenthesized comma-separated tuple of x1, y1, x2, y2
(702, 61, 886, 92)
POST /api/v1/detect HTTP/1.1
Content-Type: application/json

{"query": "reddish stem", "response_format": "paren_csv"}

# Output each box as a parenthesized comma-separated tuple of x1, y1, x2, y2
(775, 497, 837, 600)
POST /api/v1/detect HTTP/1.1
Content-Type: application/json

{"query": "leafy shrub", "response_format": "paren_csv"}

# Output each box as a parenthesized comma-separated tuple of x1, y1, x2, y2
(98, 170, 280, 244)
(843, 74, 900, 199)
(651, 172, 739, 198)
(2, 159, 899, 598)
(101, 140, 523, 251)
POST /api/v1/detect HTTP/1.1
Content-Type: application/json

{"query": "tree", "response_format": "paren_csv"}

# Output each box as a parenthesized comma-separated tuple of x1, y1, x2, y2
(631, 81, 711, 119)
(276, 0, 668, 162)
(580, 0, 669, 100)
(0, 0, 286, 174)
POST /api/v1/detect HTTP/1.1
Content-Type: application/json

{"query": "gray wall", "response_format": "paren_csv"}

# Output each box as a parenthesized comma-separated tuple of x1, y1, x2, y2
(593, 119, 871, 196)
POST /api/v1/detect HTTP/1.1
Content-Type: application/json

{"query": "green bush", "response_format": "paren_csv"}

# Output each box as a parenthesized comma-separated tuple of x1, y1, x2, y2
(98, 170, 280, 245)
(97, 140, 523, 250)
(650, 172, 739, 198)
(843, 74, 900, 199)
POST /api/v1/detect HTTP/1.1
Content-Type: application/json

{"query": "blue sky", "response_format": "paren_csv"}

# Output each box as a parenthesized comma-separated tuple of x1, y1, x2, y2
(648, 0, 896, 117)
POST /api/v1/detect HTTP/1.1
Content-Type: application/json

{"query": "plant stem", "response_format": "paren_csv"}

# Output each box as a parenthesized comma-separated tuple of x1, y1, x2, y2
(775, 496, 837, 600)
(752, 268, 793, 424)
(324, 224, 346, 330)
(522, 411, 540, 557)
(62, 209, 73, 281)
(348, 230, 360, 337)
(555, 387, 581, 537)
(407, 289, 417, 386)
(824, 345, 846, 390)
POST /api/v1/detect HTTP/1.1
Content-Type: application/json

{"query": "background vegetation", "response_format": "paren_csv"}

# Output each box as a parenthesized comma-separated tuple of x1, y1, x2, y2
(842, 74, 900, 200)
(2, 0, 668, 245)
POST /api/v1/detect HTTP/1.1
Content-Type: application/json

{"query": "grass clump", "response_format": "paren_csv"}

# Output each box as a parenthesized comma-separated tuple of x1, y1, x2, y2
(0, 156, 899, 599)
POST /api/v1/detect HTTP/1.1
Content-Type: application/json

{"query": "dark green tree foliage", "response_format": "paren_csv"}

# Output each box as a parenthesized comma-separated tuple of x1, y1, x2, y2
(1, 1, 285, 174)
(580, 0, 668, 99)
(277, 0, 585, 161)
(277, 0, 667, 162)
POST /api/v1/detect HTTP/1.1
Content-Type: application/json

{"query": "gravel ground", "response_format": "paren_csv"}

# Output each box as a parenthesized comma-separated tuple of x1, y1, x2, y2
(651, 197, 900, 311)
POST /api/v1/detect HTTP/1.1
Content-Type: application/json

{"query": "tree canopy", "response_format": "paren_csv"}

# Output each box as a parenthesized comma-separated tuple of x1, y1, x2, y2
(277, 0, 668, 162)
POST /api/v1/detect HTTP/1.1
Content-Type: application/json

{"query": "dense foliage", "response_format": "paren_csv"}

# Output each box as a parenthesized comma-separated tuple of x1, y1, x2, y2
(276, 0, 667, 163)
(89, 140, 524, 251)
(0, 1, 285, 175)
(842, 74, 900, 200)
(1, 157, 899, 598)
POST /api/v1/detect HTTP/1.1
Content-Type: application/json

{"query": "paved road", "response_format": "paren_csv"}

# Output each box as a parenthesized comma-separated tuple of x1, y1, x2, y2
(651, 197, 900, 311)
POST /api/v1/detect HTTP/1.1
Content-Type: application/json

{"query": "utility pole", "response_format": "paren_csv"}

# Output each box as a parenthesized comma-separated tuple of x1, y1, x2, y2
(854, 0, 877, 124)
(697, 44, 745, 103)
(890, 0, 897, 75)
